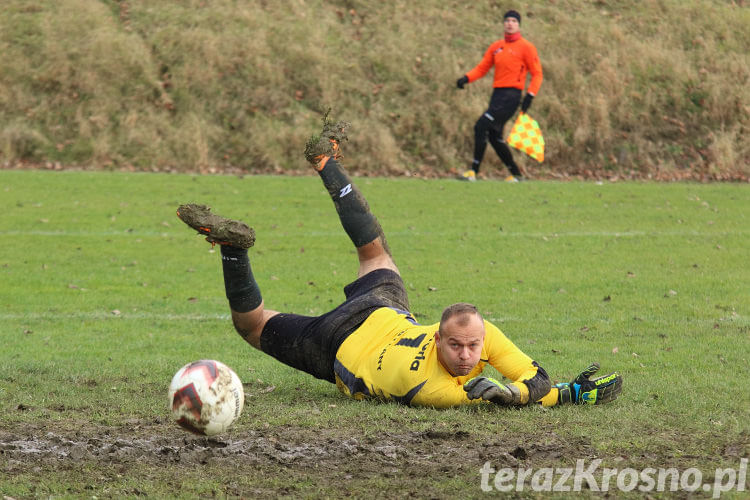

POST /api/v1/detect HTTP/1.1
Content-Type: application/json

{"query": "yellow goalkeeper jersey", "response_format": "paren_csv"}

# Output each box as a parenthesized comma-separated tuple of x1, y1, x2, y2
(334, 307, 545, 408)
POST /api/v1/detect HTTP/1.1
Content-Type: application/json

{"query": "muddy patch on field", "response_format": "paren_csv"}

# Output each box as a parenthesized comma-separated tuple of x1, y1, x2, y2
(0, 425, 594, 472)
(4, 422, 745, 498)
(1, 422, 589, 470)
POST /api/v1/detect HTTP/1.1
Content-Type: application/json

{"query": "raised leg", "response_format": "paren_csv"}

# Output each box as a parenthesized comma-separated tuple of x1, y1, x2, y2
(304, 115, 399, 278)
(176, 203, 278, 349)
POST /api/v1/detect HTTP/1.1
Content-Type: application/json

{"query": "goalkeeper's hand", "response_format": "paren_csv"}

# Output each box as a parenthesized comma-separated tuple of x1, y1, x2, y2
(463, 376, 521, 405)
(555, 362, 622, 405)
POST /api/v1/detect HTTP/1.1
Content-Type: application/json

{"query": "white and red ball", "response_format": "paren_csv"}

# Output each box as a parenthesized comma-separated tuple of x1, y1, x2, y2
(168, 360, 244, 436)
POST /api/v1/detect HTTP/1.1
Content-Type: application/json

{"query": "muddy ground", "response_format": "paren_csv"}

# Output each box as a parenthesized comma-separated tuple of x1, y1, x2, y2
(3, 420, 746, 498)
(1, 420, 602, 498)
(2, 422, 591, 468)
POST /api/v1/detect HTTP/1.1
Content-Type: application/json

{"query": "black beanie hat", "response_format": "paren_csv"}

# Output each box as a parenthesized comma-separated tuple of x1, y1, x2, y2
(504, 10, 521, 24)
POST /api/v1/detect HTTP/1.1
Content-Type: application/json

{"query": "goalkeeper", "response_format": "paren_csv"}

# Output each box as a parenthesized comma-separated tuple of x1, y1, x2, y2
(176, 117, 622, 409)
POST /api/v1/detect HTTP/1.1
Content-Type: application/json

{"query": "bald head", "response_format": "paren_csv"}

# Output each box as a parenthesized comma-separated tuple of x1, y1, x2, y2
(439, 303, 482, 333)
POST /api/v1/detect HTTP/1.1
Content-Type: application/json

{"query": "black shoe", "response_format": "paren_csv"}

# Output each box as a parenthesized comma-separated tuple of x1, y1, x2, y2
(176, 204, 255, 249)
(304, 112, 350, 170)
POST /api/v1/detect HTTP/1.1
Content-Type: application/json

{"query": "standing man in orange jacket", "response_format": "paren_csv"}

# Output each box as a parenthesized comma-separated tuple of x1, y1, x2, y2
(457, 10, 543, 182)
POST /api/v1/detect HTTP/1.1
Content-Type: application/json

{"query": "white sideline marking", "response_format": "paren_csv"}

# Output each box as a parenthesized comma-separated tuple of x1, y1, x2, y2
(0, 229, 747, 238)
(2, 312, 743, 325)
(0, 230, 171, 237)
(0, 312, 230, 321)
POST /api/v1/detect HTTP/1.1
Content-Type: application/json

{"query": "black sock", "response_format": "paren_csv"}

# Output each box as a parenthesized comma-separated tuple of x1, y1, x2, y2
(220, 246, 262, 313)
(473, 115, 492, 173)
(317, 158, 387, 250)
(492, 141, 522, 177)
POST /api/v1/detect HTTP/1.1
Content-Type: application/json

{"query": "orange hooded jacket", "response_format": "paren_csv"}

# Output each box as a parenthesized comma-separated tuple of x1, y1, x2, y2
(466, 36, 543, 95)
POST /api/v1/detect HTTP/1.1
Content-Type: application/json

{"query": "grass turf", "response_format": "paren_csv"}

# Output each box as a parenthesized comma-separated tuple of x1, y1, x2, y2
(0, 170, 748, 498)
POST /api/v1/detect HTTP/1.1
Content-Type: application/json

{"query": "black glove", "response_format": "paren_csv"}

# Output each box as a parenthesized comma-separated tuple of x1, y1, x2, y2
(521, 93, 534, 113)
(555, 363, 622, 405)
(456, 75, 469, 89)
(463, 376, 522, 405)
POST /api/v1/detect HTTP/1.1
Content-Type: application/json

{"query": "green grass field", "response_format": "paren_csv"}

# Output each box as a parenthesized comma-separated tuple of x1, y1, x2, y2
(1, 170, 748, 498)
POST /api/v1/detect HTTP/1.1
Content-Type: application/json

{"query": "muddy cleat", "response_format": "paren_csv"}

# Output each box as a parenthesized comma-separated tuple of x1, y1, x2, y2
(458, 169, 477, 182)
(176, 203, 255, 249)
(304, 112, 350, 171)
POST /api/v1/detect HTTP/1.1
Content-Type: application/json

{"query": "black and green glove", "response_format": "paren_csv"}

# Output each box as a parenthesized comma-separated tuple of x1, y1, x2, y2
(555, 362, 622, 405)
(464, 376, 522, 405)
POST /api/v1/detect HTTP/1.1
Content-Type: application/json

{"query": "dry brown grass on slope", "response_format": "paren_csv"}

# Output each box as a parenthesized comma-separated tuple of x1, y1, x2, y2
(0, 0, 748, 180)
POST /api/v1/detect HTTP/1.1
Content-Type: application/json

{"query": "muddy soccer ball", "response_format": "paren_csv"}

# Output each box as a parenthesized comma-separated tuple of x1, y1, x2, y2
(168, 360, 245, 436)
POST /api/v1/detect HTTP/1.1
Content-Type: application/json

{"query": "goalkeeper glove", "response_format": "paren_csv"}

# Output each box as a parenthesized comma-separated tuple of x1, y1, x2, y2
(464, 376, 521, 405)
(555, 362, 622, 405)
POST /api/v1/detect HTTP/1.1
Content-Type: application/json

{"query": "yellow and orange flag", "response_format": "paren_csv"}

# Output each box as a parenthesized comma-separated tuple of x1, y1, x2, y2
(507, 112, 544, 163)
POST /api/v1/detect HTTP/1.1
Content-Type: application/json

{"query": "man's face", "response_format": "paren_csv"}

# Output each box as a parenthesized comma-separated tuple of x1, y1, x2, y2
(435, 313, 485, 376)
(504, 17, 520, 35)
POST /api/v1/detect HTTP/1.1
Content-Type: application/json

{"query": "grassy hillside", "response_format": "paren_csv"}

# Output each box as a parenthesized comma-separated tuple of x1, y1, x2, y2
(1, 0, 748, 180)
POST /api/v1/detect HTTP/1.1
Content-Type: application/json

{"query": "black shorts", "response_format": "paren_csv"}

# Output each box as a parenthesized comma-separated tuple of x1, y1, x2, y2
(484, 87, 522, 131)
(259, 269, 410, 383)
